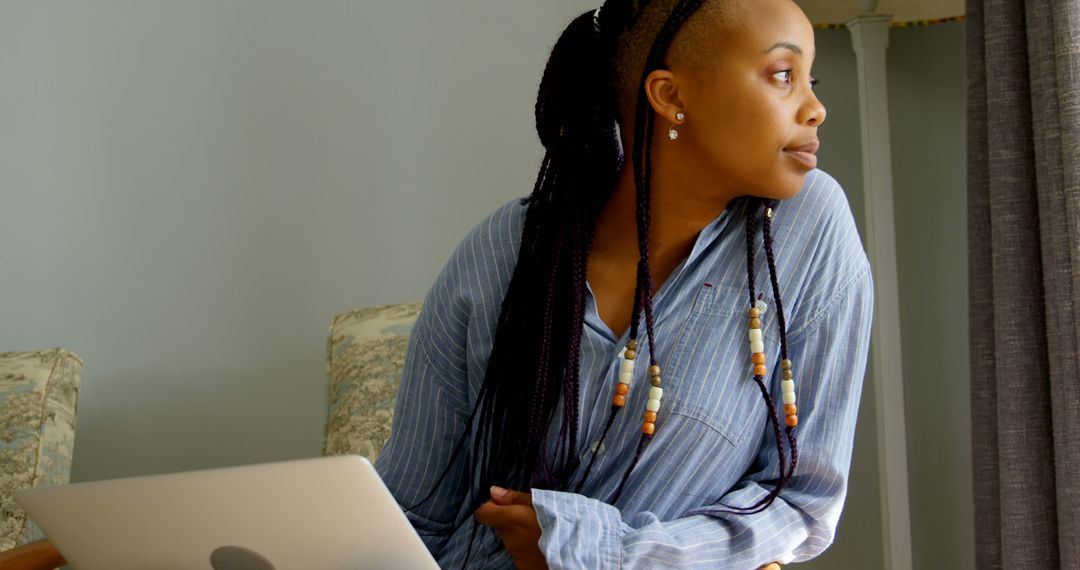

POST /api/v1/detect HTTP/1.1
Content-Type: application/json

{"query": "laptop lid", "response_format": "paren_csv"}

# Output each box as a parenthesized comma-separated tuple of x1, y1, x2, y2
(16, 455, 439, 570)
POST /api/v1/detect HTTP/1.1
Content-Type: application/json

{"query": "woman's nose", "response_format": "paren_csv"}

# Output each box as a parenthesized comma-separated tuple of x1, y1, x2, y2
(800, 91, 827, 127)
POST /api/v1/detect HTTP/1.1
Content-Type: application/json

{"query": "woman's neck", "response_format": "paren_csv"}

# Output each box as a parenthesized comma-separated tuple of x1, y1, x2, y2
(592, 154, 736, 272)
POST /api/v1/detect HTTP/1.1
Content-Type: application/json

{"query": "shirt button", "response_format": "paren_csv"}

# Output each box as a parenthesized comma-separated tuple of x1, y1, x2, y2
(590, 440, 606, 454)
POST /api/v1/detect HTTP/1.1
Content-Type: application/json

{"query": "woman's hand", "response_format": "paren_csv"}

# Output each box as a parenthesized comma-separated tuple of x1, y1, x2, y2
(757, 563, 781, 570)
(474, 486, 548, 570)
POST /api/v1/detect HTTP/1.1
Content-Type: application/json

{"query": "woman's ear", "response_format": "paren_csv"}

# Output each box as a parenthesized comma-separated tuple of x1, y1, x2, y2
(643, 69, 686, 124)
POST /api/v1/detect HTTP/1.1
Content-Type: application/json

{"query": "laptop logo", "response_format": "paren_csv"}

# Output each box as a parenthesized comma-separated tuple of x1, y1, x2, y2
(210, 545, 277, 570)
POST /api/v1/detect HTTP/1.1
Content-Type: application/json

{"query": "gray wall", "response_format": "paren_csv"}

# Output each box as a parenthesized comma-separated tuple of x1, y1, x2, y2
(0, 3, 971, 568)
(0, 0, 589, 481)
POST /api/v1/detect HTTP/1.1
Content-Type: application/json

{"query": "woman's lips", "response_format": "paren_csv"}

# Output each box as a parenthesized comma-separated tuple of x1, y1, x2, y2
(784, 149, 818, 169)
(783, 141, 819, 169)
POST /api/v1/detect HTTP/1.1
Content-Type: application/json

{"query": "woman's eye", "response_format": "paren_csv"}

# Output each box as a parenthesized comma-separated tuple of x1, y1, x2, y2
(772, 69, 793, 83)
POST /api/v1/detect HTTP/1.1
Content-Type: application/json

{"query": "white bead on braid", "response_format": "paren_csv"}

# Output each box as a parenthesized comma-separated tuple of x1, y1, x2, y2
(609, 338, 663, 437)
(781, 359, 798, 427)
(749, 304, 799, 428)
(641, 361, 662, 436)
(748, 307, 768, 378)
(613, 341, 636, 407)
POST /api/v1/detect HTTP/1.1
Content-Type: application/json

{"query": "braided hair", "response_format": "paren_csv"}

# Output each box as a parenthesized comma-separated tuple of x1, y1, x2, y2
(411, 0, 801, 560)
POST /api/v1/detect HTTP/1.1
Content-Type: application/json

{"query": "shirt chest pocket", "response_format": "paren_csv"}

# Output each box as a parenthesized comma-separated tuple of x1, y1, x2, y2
(660, 283, 777, 446)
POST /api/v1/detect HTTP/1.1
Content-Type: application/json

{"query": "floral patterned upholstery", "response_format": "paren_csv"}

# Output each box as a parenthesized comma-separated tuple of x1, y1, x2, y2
(323, 303, 421, 462)
(0, 349, 82, 551)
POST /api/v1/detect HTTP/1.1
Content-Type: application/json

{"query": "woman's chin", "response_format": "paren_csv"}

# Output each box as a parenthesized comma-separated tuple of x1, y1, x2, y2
(747, 176, 807, 202)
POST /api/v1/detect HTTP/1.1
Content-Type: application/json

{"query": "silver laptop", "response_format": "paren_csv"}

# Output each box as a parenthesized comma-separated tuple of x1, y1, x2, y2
(16, 455, 439, 570)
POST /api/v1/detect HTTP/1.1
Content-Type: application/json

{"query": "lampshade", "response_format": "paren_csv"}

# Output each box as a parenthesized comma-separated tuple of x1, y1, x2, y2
(795, 0, 964, 26)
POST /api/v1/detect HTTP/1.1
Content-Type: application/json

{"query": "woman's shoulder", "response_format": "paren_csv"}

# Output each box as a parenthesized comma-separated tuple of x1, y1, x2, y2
(773, 170, 871, 324)
(467, 197, 529, 242)
(429, 197, 529, 305)
(780, 169, 864, 254)
(784, 169, 854, 225)
(449, 197, 529, 268)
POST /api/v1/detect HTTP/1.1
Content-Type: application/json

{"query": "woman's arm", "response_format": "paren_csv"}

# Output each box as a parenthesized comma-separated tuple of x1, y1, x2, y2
(374, 286, 474, 559)
(376, 200, 526, 562)
(374, 204, 513, 559)
(529, 265, 873, 569)
(478, 488, 787, 570)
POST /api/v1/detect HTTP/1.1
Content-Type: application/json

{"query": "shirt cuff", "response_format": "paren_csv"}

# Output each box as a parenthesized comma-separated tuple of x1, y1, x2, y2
(531, 488, 623, 570)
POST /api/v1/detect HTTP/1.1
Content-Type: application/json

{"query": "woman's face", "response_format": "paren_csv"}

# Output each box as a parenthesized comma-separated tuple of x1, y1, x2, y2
(673, 0, 825, 201)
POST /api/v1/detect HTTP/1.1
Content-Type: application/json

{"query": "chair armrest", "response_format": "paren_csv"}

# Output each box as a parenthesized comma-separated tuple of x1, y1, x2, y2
(0, 540, 66, 570)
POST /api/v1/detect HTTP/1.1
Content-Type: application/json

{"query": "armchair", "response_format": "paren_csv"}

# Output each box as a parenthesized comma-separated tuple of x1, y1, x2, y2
(0, 349, 82, 569)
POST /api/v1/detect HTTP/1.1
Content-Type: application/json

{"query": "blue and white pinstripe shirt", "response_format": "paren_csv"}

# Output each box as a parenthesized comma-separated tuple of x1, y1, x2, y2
(375, 169, 874, 569)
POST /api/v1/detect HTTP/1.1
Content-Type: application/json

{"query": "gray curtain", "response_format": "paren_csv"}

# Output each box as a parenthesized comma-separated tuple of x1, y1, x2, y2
(968, 0, 1080, 567)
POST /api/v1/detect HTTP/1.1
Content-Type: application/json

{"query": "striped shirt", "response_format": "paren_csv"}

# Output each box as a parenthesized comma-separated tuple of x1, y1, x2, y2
(375, 169, 874, 569)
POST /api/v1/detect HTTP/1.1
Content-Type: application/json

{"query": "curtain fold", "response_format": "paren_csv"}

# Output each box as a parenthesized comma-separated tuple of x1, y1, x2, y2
(968, 0, 1080, 567)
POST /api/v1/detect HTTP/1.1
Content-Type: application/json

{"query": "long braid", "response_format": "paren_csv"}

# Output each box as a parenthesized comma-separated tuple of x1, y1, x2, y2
(553, 208, 591, 486)
(638, 108, 659, 356)
(712, 200, 785, 514)
(636, 0, 704, 357)
(527, 231, 563, 482)
(511, 0, 674, 502)
(763, 202, 791, 358)
(575, 0, 703, 504)
(716, 199, 799, 515)
(573, 408, 620, 494)
(607, 0, 706, 505)
(762, 203, 800, 483)
(445, 11, 632, 565)
(447, 9, 627, 560)
(715, 375, 788, 514)
(615, 432, 649, 499)
(565, 211, 596, 469)
(746, 200, 760, 306)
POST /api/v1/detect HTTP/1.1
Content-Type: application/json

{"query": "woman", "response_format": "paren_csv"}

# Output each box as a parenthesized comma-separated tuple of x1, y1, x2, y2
(375, 0, 873, 568)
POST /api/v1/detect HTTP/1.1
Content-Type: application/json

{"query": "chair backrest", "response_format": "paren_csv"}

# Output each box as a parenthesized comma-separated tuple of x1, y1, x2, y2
(0, 349, 82, 550)
(323, 303, 421, 462)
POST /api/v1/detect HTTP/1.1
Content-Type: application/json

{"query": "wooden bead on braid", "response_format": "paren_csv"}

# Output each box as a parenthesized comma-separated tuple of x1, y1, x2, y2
(607, 338, 665, 435)
(642, 364, 663, 436)
(612, 340, 637, 407)
(781, 358, 798, 427)
(748, 308, 767, 378)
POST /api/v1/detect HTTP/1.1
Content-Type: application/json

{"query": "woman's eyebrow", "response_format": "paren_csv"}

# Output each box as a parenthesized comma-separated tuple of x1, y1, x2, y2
(764, 41, 812, 62)
(764, 41, 803, 55)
